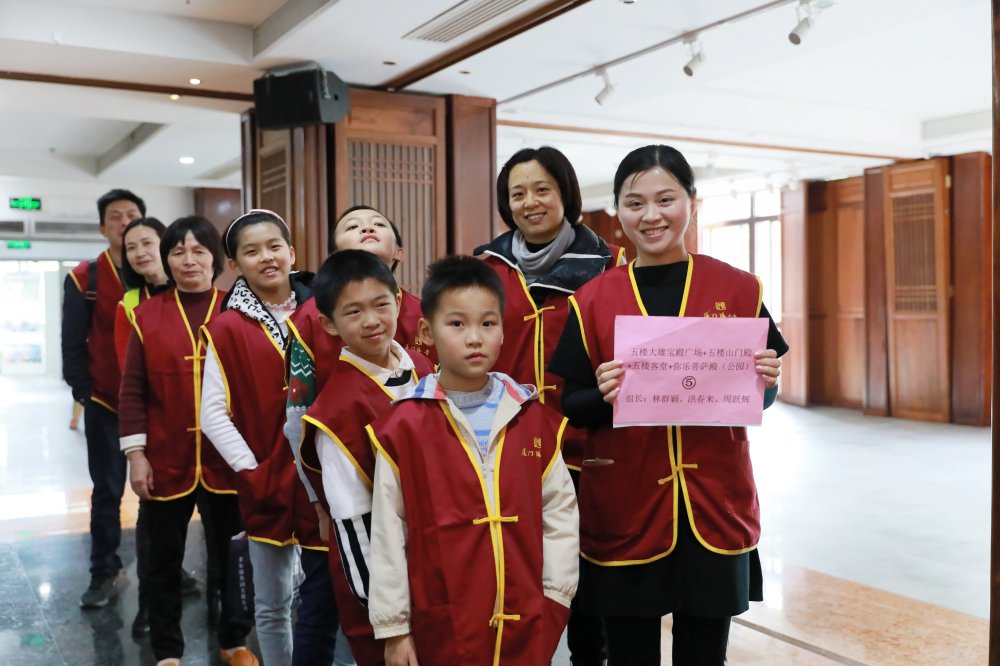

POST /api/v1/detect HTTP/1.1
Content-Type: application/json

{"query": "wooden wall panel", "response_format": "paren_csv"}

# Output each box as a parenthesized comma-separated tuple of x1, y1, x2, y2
(863, 167, 889, 415)
(884, 159, 951, 422)
(951, 152, 992, 426)
(332, 89, 447, 294)
(806, 181, 837, 404)
(193, 187, 241, 290)
(779, 185, 809, 405)
(447, 95, 497, 254)
(834, 177, 866, 407)
(578, 210, 634, 259)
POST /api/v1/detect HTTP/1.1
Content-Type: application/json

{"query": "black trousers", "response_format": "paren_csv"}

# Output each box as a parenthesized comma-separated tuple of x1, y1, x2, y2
(604, 613, 731, 666)
(145, 488, 249, 660)
(567, 469, 607, 665)
(84, 401, 126, 576)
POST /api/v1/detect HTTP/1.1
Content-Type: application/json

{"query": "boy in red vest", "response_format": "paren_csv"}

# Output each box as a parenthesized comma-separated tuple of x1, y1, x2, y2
(365, 255, 579, 666)
(297, 249, 434, 665)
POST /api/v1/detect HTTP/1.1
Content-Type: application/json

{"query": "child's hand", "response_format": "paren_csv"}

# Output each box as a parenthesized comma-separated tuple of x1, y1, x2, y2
(755, 349, 780, 387)
(595, 360, 624, 403)
(385, 634, 419, 666)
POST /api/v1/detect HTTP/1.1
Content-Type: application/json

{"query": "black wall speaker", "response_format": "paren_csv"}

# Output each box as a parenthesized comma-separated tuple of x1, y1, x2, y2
(253, 68, 350, 130)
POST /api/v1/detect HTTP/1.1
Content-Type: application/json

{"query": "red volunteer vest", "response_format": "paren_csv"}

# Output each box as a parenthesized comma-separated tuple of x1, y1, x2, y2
(287, 291, 434, 396)
(367, 397, 567, 666)
(570, 254, 763, 564)
(298, 351, 433, 666)
(483, 244, 624, 470)
(69, 250, 125, 410)
(132, 289, 235, 499)
(202, 310, 319, 547)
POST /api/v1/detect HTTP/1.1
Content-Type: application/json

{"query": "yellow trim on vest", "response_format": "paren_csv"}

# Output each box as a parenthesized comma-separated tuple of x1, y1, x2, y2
(68, 269, 83, 293)
(248, 535, 297, 547)
(90, 396, 118, 414)
(614, 246, 627, 267)
(678, 254, 694, 316)
(626, 260, 649, 316)
(541, 417, 568, 482)
(302, 415, 374, 490)
(440, 404, 519, 664)
(567, 296, 590, 362)
(300, 544, 329, 552)
(366, 425, 400, 477)
(675, 427, 757, 556)
(565, 463, 582, 472)
(102, 250, 124, 288)
(337, 354, 396, 401)
(260, 322, 285, 358)
(512, 268, 554, 403)
(199, 480, 237, 495)
(754, 274, 764, 317)
(287, 318, 315, 362)
(200, 327, 232, 414)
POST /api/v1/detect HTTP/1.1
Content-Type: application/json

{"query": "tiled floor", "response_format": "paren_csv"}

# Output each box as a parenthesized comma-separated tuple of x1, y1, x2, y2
(0, 375, 990, 664)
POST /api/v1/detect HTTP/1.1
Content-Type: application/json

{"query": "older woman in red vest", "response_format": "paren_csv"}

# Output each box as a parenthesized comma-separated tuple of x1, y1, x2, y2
(119, 216, 255, 666)
(474, 145, 625, 663)
(549, 145, 786, 666)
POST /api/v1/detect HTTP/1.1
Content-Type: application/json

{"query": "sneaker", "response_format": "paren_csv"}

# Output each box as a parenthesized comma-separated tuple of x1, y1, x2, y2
(181, 569, 199, 597)
(220, 647, 259, 666)
(80, 573, 122, 609)
(131, 604, 150, 638)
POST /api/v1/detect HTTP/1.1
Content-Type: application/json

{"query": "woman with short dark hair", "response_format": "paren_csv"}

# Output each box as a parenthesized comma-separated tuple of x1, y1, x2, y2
(118, 215, 257, 666)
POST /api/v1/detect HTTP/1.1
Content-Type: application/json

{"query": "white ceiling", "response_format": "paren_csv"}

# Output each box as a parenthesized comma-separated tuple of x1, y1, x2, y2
(0, 0, 991, 208)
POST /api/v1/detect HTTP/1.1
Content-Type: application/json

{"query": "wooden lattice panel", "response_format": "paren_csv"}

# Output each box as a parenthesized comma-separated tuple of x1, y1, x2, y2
(890, 192, 936, 312)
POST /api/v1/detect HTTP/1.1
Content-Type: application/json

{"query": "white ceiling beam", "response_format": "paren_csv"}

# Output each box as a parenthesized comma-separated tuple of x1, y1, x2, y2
(253, 0, 344, 58)
(922, 110, 992, 140)
(96, 123, 166, 176)
(0, 0, 252, 66)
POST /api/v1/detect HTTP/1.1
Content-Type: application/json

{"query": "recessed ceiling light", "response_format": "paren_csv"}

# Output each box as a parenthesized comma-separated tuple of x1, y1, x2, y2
(189, 78, 201, 85)
(169, 94, 180, 100)
(178, 156, 195, 165)
(459, 70, 471, 75)
(382, 61, 397, 66)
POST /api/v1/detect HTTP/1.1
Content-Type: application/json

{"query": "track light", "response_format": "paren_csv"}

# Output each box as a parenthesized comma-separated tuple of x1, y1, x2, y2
(594, 68, 614, 106)
(789, 0, 830, 45)
(682, 36, 704, 77)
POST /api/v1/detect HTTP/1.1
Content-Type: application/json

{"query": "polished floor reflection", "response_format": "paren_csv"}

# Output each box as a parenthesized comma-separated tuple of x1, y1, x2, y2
(0, 376, 989, 664)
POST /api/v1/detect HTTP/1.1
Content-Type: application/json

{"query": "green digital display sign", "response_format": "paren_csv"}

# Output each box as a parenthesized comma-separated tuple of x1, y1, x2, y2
(9, 197, 41, 211)
(6, 240, 31, 249)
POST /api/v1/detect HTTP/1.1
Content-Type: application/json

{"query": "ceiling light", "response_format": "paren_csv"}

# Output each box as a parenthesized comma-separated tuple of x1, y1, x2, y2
(169, 94, 180, 100)
(789, 0, 830, 45)
(178, 156, 195, 165)
(382, 61, 397, 66)
(682, 36, 705, 77)
(594, 68, 614, 106)
(189, 78, 201, 85)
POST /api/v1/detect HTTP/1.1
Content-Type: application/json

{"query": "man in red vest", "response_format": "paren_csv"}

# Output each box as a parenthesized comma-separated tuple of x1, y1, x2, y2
(62, 188, 144, 608)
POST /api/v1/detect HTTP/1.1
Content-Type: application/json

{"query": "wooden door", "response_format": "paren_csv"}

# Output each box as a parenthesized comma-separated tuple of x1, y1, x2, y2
(834, 178, 865, 408)
(883, 159, 951, 422)
(779, 185, 809, 405)
(331, 89, 447, 295)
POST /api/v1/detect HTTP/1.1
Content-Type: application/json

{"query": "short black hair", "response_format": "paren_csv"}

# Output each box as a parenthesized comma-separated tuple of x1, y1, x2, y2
(613, 145, 696, 205)
(313, 249, 399, 320)
(497, 146, 582, 231)
(97, 189, 146, 226)
(421, 255, 505, 320)
(160, 216, 225, 283)
(120, 217, 166, 289)
(223, 210, 291, 259)
(328, 205, 403, 254)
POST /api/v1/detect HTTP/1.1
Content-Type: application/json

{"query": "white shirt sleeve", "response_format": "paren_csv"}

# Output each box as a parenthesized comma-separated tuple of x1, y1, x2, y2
(317, 431, 374, 520)
(369, 451, 411, 640)
(200, 345, 259, 473)
(541, 455, 579, 608)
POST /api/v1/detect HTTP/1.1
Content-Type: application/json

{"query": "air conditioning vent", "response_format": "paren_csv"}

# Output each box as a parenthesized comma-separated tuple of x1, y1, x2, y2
(32, 219, 102, 238)
(0, 219, 27, 235)
(404, 0, 527, 43)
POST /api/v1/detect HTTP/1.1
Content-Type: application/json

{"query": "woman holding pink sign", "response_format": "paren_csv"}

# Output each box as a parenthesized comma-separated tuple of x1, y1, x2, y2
(549, 144, 787, 666)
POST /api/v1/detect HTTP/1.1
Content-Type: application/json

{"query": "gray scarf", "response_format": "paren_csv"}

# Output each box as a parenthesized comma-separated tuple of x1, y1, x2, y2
(511, 220, 576, 284)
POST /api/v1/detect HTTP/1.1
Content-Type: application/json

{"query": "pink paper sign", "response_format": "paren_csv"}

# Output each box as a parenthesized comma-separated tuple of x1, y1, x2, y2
(612, 315, 768, 427)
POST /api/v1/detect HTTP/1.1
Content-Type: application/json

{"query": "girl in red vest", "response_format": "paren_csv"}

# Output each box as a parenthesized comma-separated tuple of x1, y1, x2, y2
(549, 145, 786, 666)
(119, 216, 255, 666)
(475, 146, 624, 663)
(200, 210, 339, 666)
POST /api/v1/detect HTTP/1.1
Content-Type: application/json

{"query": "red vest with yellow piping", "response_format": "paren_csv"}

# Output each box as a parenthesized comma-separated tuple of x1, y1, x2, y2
(366, 389, 566, 666)
(569, 254, 763, 564)
(69, 250, 125, 410)
(482, 244, 625, 470)
(287, 291, 434, 397)
(131, 289, 235, 499)
(299, 350, 435, 510)
(201, 310, 320, 547)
